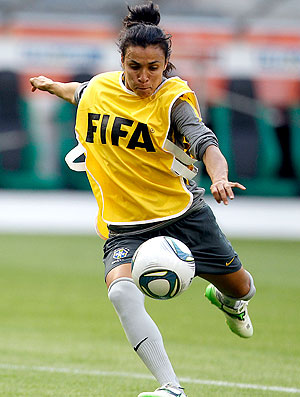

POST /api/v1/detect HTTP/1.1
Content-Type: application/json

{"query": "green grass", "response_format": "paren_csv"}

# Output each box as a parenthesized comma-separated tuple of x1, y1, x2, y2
(0, 235, 300, 396)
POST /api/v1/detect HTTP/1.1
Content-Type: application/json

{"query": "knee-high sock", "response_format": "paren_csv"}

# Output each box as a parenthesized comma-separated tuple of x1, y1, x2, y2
(108, 277, 180, 387)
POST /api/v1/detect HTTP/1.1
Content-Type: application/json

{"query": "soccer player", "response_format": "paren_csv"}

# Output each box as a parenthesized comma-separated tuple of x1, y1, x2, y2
(30, 2, 256, 396)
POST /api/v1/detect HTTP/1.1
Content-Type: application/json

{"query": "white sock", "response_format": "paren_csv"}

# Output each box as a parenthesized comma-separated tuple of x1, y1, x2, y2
(217, 270, 256, 309)
(108, 277, 180, 387)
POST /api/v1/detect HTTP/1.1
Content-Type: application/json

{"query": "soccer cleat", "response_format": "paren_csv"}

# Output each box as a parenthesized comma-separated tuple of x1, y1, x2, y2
(138, 383, 187, 397)
(205, 283, 253, 338)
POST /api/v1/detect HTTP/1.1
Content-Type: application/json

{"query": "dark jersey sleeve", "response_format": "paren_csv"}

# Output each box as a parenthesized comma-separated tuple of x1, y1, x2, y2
(170, 98, 219, 161)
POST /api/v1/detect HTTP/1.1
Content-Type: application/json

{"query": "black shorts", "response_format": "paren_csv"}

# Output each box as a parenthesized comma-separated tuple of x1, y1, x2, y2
(103, 203, 242, 279)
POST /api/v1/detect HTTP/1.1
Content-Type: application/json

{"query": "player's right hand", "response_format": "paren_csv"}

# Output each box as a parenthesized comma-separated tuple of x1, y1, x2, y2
(30, 76, 54, 93)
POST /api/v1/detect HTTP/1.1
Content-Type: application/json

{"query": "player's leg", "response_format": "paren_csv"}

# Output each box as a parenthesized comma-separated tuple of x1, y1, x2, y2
(200, 266, 251, 298)
(104, 239, 186, 396)
(191, 206, 256, 338)
(162, 204, 256, 338)
(106, 264, 180, 387)
(201, 268, 256, 338)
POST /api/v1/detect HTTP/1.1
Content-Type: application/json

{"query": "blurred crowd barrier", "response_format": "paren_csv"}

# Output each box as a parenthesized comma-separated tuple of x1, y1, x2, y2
(0, 18, 300, 196)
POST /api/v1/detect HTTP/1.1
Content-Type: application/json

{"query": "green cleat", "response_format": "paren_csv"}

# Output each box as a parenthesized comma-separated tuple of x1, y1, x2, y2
(138, 383, 187, 397)
(205, 283, 253, 338)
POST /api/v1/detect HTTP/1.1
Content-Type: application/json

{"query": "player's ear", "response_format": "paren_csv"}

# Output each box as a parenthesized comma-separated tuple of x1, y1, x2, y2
(163, 58, 168, 71)
(121, 54, 125, 68)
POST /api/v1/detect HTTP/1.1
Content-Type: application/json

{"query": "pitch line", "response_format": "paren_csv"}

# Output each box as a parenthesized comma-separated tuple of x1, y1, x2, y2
(1, 363, 300, 394)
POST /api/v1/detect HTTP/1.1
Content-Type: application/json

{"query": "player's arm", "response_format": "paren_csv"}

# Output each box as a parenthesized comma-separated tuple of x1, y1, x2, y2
(30, 76, 80, 105)
(202, 145, 246, 205)
(171, 97, 245, 205)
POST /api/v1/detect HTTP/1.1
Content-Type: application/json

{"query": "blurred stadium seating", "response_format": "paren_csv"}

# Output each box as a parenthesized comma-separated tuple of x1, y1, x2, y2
(0, 0, 300, 196)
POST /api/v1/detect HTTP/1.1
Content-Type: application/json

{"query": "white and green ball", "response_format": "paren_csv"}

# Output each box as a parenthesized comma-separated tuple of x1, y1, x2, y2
(131, 236, 195, 300)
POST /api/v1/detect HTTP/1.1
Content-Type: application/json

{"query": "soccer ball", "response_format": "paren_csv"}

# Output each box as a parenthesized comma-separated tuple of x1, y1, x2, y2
(131, 236, 195, 300)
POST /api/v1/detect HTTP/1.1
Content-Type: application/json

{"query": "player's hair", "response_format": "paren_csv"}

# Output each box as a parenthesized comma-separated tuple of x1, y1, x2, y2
(118, 1, 175, 76)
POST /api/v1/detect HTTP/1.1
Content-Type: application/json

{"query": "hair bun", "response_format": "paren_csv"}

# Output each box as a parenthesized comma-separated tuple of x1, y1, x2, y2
(123, 2, 160, 28)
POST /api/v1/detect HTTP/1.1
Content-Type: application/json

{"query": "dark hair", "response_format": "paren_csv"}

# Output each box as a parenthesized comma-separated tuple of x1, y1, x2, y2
(118, 2, 175, 76)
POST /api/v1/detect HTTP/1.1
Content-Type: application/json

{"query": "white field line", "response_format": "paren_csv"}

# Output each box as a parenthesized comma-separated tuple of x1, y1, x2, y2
(1, 363, 300, 394)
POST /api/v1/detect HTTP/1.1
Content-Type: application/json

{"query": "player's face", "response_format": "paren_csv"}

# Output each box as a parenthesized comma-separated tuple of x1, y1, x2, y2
(122, 45, 167, 98)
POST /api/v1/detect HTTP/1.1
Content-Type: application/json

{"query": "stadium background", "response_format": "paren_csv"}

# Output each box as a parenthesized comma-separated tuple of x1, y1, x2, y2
(1, 1, 300, 396)
(1, 0, 300, 197)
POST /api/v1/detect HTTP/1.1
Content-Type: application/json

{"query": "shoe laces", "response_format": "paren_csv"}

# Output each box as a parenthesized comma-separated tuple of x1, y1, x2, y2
(233, 300, 248, 313)
(222, 301, 248, 322)
(157, 383, 186, 396)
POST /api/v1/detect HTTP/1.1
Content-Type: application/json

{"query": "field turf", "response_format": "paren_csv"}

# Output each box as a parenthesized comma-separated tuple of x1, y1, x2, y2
(1, 234, 300, 396)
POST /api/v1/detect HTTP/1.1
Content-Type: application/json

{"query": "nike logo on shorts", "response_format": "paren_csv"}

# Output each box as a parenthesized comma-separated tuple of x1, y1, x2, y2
(226, 257, 235, 266)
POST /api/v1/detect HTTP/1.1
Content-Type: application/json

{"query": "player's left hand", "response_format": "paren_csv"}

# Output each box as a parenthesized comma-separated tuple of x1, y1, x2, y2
(210, 180, 246, 205)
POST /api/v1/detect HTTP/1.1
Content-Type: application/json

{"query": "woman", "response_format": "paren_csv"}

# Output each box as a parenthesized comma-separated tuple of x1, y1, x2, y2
(30, 3, 256, 397)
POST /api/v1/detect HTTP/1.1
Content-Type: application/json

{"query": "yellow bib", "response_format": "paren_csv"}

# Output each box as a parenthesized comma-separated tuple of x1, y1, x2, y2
(75, 71, 200, 239)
